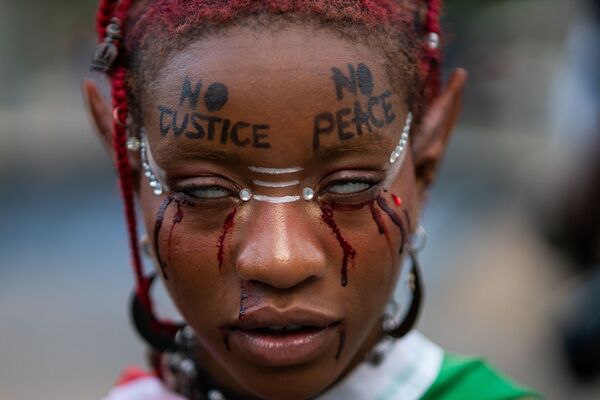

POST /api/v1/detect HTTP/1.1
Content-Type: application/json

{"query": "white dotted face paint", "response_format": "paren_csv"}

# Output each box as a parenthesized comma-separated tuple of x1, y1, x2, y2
(253, 180, 300, 188)
(248, 166, 304, 175)
(253, 194, 301, 204)
(389, 112, 413, 165)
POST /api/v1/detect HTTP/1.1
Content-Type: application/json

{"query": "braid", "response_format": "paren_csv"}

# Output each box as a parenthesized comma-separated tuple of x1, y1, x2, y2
(95, 0, 119, 39)
(96, 0, 152, 310)
(422, 0, 442, 101)
(99, 1, 184, 344)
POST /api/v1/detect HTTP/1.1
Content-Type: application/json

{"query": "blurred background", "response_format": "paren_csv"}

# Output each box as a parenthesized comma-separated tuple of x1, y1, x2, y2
(1, 0, 599, 398)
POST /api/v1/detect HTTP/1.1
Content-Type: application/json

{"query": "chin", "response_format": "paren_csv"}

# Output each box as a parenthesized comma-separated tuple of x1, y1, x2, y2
(224, 356, 344, 400)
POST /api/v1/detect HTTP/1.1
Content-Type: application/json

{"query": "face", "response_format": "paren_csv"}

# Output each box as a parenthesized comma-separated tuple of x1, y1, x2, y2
(138, 25, 420, 399)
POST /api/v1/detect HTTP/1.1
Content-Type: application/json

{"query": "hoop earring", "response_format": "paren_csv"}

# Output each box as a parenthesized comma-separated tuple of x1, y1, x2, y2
(130, 274, 183, 352)
(382, 250, 423, 339)
(139, 234, 152, 258)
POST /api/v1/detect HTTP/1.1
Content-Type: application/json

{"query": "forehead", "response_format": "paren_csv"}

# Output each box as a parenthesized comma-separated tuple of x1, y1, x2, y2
(144, 25, 404, 168)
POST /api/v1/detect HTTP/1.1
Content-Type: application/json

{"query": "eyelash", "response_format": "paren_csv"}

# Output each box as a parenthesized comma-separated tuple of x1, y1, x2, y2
(324, 179, 377, 195)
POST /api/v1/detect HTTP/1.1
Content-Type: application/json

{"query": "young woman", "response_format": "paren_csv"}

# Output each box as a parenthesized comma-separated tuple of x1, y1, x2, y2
(83, 1, 539, 399)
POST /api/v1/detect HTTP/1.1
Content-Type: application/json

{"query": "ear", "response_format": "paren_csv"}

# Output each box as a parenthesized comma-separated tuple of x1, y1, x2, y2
(412, 69, 467, 196)
(82, 78, 114, 156)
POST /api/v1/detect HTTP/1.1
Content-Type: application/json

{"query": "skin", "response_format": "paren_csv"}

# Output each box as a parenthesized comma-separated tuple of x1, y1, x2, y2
(84, 24, 466, 400)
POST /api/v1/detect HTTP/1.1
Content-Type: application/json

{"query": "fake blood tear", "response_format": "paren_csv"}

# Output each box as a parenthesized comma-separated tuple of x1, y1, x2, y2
(154, 197, 174, 280)
(335, 326, 346, 360)
(376, 195, 407, 254)
(167, 201, 185, 267)
(368, 201, 386, 235)
(321, 206, 356, 287)
(239, 281, 261, 320)
(217, 208, 237, 272)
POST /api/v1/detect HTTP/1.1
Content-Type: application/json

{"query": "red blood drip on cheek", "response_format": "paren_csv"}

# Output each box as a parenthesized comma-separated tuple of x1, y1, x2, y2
(167, 200, 185, 267)
(368, 200, 386, 235)
(376, 195, 408, 254)
(392, 194, 403, 207)
(369, 200, 393, 255)
(153, 197, 174, 280)
(217, 208, 237, 272)
(320, 206, 357, 287)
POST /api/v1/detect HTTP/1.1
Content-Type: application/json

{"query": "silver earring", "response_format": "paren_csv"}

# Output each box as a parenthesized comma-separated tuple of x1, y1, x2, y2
(381, 226, 426, 334)
(410, 225, 427, 253)
(427, 32, 440, 50)
(126, 136, 141, 151)
(389, 112, 413, 164)
(139, 234, 152, 257)
(382, 299, 403, 333)
(164, 326, 227, 400)
(164, 326, 200, 399)
(140, 136, 164, 196)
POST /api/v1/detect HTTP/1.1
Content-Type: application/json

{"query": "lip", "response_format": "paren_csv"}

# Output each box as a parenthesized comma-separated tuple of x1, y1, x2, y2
(226, 306, 342, 367)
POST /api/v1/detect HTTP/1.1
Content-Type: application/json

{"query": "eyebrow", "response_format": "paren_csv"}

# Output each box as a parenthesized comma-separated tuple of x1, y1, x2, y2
(315, 133, 393, 159)
(157, 145, 245, 167)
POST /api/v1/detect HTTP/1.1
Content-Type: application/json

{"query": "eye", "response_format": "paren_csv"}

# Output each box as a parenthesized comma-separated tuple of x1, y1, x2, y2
(183, 185, 231, 200)
(327, 181, 372, 195)
(319, 170, 383, 206)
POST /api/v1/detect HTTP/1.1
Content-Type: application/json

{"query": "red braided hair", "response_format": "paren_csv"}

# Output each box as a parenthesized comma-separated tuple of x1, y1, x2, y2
(94, 0, 444, 342)
(95, 0, 152, 311)
(422, 0, 442, 102)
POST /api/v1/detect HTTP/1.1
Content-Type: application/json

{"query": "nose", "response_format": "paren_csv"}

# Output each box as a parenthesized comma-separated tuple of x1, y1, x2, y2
(235, 203, 328, 289)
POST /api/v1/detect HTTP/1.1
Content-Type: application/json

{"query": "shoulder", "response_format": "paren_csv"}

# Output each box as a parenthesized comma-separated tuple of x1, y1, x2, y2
(420, 353, 542, 400)
(101, 366, 185, 400)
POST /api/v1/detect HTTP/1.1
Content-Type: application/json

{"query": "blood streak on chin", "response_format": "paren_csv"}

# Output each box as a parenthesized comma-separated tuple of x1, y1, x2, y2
(154, 196, 175, 280)
(335, 325, 346, 360)
(219, 327, 231, 352)
(217, 208, 237, 272)
(320, 206, 357, 287)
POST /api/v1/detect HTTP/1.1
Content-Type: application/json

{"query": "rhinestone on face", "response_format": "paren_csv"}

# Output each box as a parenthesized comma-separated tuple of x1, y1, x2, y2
(389, 112, 413, 164)
(153, 186, 163, 196)
(239, 189, 253, 202)
(302, 187, 315, 201)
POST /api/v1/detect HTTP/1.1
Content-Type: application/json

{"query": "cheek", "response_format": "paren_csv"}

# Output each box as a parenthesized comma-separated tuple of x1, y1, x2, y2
(140, 194, 239, 330)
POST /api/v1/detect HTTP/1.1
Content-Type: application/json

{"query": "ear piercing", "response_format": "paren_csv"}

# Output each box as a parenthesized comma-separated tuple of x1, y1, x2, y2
(389, 112, 413, 164)
(126, 137, 141, 151)
(427, 32, 440, 50)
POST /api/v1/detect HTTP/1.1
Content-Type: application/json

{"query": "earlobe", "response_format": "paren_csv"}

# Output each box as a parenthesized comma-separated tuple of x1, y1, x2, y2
(412, 68, 467, 190)
(82, 78, 114, 154)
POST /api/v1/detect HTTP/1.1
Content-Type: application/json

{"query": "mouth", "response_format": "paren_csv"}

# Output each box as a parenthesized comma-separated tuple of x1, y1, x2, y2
(225, 307, 342, 367)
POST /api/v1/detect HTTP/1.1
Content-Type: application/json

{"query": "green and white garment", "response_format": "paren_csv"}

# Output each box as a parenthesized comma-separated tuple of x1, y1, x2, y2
(103, 332, 540, 400)
(321, 332, 541, 400)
